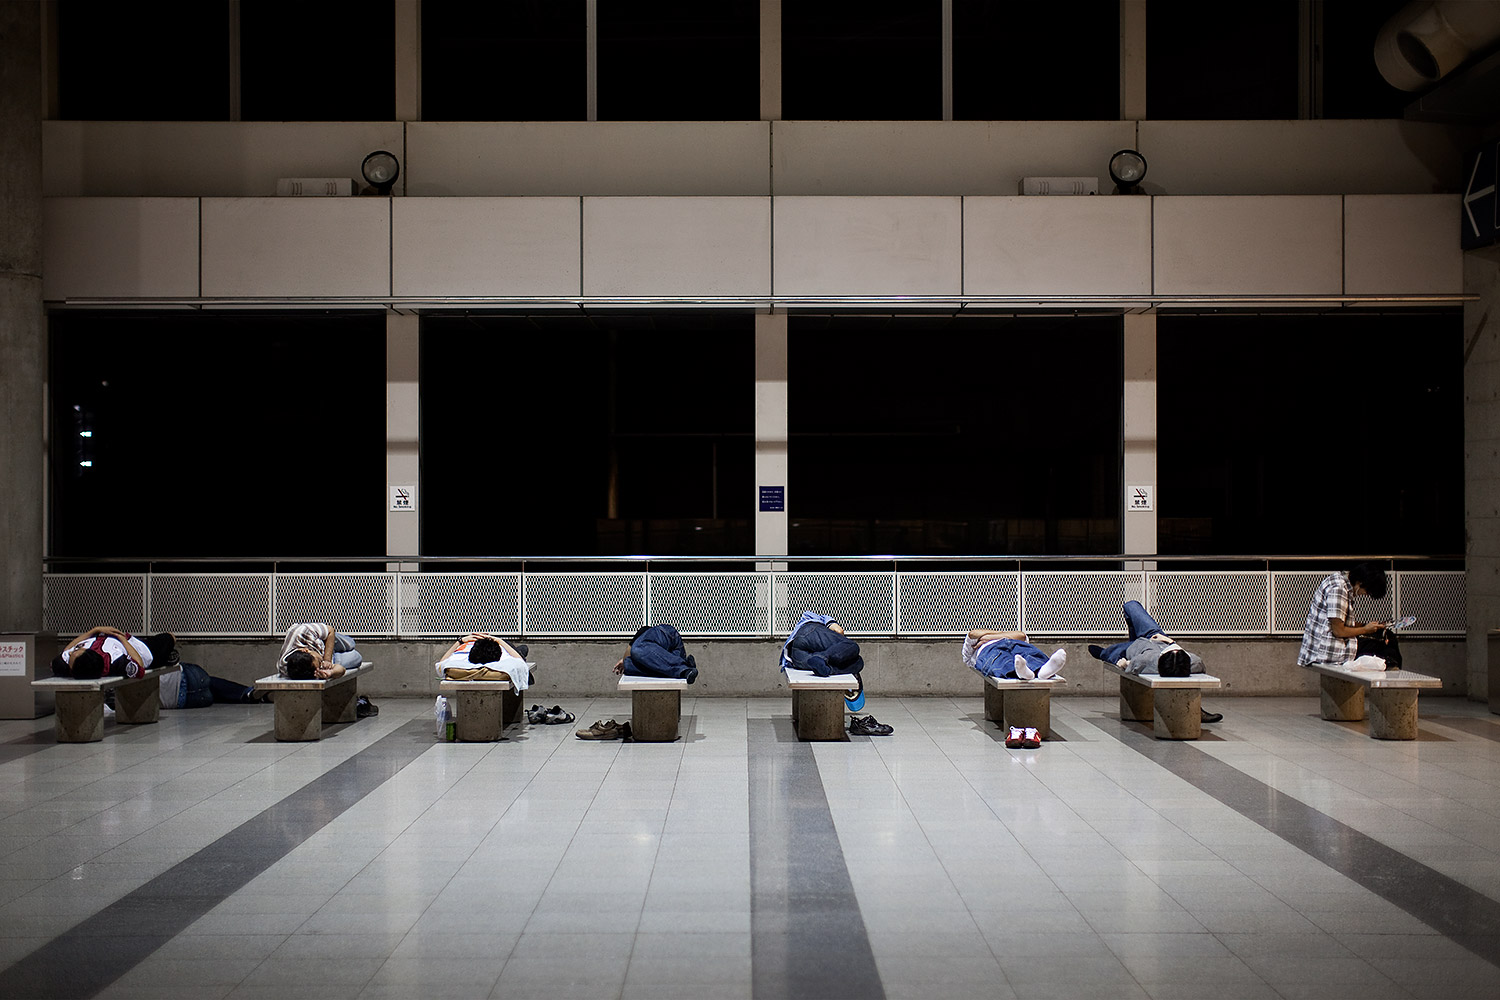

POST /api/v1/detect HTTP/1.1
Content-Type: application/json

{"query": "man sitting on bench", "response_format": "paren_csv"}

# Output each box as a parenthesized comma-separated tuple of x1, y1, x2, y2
(52, 626, 176, 679)
(961, 629, 1066, 680)
(1298, 561, 1391, 670)
(1088, 601, 1221, 723)
(279, 622, 362, 680)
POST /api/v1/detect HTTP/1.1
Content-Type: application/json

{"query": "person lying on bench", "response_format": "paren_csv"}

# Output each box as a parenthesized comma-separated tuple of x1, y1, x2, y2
(52, 626, 177, 680)
(1088, 601, 1221, 723)
(780, 612, 864, 677)
(1298, 561, 1390, 670)
(436, 634, 531, 689)
(961, 629, 1066, 680)
(612, 624, 699, 683)
(279, 622, 362, 680)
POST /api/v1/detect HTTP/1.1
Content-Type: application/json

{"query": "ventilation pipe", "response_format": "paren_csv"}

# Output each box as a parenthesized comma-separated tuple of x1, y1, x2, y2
(1375, 1, 1500, 91)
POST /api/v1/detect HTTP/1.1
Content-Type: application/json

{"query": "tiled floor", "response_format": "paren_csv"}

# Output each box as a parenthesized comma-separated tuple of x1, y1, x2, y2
(0, 694, 1498, 999)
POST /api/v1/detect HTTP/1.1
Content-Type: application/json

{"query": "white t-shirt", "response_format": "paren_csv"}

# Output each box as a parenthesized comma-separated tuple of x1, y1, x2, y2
(435, 644, 531, 690)
(62, 634, 153, 676)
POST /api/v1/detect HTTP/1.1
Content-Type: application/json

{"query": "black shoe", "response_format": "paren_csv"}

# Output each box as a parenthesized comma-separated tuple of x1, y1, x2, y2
(356, 695, 378, 718)
(1088, 644, 1105, 661)
(543, 705, 574, 724)
(514, 643, 529, 659)
(1200, 708, 1222, 724)
(849, 715, 893, 736)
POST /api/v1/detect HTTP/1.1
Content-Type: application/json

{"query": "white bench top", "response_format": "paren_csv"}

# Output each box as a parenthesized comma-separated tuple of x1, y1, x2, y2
(1102, 661, 1222, 690)
(983, 673, 1065, 691)
(32, 664, 178, 691)
(618, 675, 689, 691)
(255, 662, 374, 690)
(439, 677, 514, 692)
(783, 667, 859, 689)
(1301, 662, 1442, 689)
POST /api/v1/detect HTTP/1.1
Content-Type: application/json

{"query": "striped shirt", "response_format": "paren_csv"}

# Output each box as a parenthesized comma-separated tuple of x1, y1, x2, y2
(278, 622, 331, 673)
(1298, 572, 1353, 666)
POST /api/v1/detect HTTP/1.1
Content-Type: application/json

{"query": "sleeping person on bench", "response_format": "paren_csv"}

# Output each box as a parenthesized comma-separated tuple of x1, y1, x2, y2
(961, 629, 1066, 680)
(279, 622, 362, 680)
(436, 634, 532, 689)
(612, 625, 699, 683)
(780, 613, 864, 677)
(52, 626, 177, 679)
(1087, 601, 1221, 723)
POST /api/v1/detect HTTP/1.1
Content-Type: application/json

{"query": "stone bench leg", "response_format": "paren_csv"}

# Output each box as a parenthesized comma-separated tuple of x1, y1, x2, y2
(1152, 689, 1202, 740)
(1003, 688, 1052, 739)
(53, 690, 106, 743)
(323, 681, 359, 724)
(113, 677, 161, 725)
(503, 689, 523, 727)
(1367, 688, 1420, 740)
(793, 689, 846, 741)
(1119, 679, 1153, 723)
(632, 689, 681, 742)
(1319, 674, 1366, 721)
(454, 691, 504, 742)
(983, 684, 1004, 723)
(274, 691, 323, 741)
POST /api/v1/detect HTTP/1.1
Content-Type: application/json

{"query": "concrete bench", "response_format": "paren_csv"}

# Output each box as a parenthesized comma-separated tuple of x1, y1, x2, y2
(1301, 662, 1442, 740)
(31, 666, 179, 743)
(981, 674, 1065, 740)
(437, 678, 521, 741)
(784, 668, 859, 741)
(618, 674, 688, 742)
(254, 663, 374, 742)
(1102, 662, 1222, 740)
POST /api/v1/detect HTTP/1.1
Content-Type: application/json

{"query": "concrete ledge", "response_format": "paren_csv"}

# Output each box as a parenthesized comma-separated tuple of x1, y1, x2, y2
(1301, 663, 1441, 739)
(980, 674, 1065, 739)
(255, 663, 374, 741)
(1102, 662, 1222, 740)
(784, 668, 857, 741)
(32, 666, 178, 742)
(437, 678, 518, 741)
(619, 675, 687, 742)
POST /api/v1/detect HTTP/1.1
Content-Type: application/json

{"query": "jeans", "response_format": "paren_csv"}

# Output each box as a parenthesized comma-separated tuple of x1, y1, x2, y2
(332, 633, 363, 671)
(623, 625, 699, 683)
(786, 623, 864, 676)
(179, 663, 255, 708)
(974, 637, 1050, 679)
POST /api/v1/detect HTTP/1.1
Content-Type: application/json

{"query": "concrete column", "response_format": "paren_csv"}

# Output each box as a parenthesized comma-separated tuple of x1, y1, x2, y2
(761, 0, 781, 122)
(756, 312, 788, 563)
(1120, 0, 1146, 121)
(0, 3, 44, 633)
(1464, 251, 1500, 703)
(1122, 313, 1157, 558)
(387, 313, 420, 569)
(395, 0, 420, 123)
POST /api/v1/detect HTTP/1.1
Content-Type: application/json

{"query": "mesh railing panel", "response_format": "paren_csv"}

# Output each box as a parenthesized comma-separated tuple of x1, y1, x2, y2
(523, 573, 646, 636)
(1271, 571, 1394, 634)
(396, 573, 521, 637)
(44, 575, 147, 636)
(1147, 572, 1269, 635)
(773, 574, 895, 635)
(1395, 571, 1466, 634)
(1022, 573, 1144, 635)
(273, 574, 396, 636)
(896, 572, 1020, 634)
(149, 574, 272, 636)
(647, 574, 771, 636)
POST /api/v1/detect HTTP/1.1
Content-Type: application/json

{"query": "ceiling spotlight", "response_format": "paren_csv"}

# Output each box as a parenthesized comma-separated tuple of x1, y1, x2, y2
(361, 150, 400, 195)
(1108, 149, 1148, 195)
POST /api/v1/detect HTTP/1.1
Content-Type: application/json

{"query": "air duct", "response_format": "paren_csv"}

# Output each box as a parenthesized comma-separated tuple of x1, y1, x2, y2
(1375, 1, 1500, 91)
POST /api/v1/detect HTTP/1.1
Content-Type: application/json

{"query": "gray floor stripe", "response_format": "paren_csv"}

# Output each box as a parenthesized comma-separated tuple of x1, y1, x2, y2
(1093, 715, 1500, 969)
(0, 719, 435, 999)
(747, 718, 885, 1000)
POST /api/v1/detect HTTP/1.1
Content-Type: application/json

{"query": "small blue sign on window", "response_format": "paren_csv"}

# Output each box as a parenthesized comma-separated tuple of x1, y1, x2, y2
(759, 486, 785, 512)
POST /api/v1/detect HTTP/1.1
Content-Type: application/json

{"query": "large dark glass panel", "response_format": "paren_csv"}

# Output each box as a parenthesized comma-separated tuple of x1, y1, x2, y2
(788, 315, 1122, 556)
(49, 313, 386, 560)
(58, 0, 229, 120)
(783, 1, 942, 120)
(1321, 0, 1411, 119)
(953, 0, 1119, 120)
(1157, 312, 1462, 556)
(1147, 1, 1300, 119)
(421, 313, 753, 557)
(597, 1, 759, 121)
(422, 1, 586, 121)
(241, 1, 395, 121)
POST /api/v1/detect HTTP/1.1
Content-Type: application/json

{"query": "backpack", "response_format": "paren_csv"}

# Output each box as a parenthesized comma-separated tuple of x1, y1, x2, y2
(1356, 627, 1402, 670)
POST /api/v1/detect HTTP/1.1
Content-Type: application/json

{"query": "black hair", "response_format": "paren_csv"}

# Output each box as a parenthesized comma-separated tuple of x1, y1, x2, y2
(51, 654, 72, 677)
(468, 637, 503, 665)
(1348, 561, 1389, 601)
(142, 632, 176, 666)
(71, 648, 107, 679)
(284, 650, 317, 679)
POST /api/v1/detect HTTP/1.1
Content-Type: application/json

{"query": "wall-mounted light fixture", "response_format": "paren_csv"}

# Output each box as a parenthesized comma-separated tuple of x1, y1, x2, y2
(1108, 149, 1148, 195)
(361, 150, 400, 196)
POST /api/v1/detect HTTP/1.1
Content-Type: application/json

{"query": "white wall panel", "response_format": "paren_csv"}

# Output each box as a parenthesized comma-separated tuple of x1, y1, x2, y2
(393, 198, 580, 297)
(407, 122, 772, 196)
(773, 196, 962, 296)
(583, 197, 771, 297)
(964, 196, 1152, 296)
(1344, 194, 1462, 295)
(1153, 196, 1343, 296)
(43, 122, 403, 197)
(42, 198, 198, 300)
(201, 199, 390, 298)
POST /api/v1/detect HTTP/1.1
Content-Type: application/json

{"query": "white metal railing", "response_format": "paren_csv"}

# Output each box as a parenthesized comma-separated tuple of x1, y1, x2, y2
(40, 559, 1466, 640)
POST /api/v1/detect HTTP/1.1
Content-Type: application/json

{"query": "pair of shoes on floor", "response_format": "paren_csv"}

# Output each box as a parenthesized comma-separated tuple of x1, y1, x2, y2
(1012, 649, 1066, 680)
(1200, 708, 1223, 724)
(848, 715, 893, 736)
(246, 690, 273, 704)
(576, 719, 632, 740)
(526, 704, 574, 725)
(1005, 726, 1043, 749)
(356, 695, 378, 718)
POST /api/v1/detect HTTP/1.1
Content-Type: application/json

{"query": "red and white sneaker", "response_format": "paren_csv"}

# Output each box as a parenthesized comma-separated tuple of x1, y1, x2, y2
(1021, 727, 1043, 749)
(1005, 726, 1026, 748)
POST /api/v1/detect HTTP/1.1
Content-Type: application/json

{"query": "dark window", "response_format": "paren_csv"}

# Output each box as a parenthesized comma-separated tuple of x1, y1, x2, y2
(241, 1, 395, 121)
(783, 1, 942, 120)
(1157, 312, 1463, 556)
(49, 313, 387, 560)
(953, 0, 1120, 120)
(1321, 0, 1412, 119)
(788, 315, 1122, 555)
(1147, 0, 1300, 119)
(597, 1, 759, 121)
(421, 313, 753, 557)
(57, 0, 230, 120)
(422, 1, 586, 121)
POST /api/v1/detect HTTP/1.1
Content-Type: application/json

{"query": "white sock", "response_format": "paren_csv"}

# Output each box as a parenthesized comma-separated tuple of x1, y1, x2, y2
(1038, 649, 1067, 680)
(1013, 654, 1035, 680)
